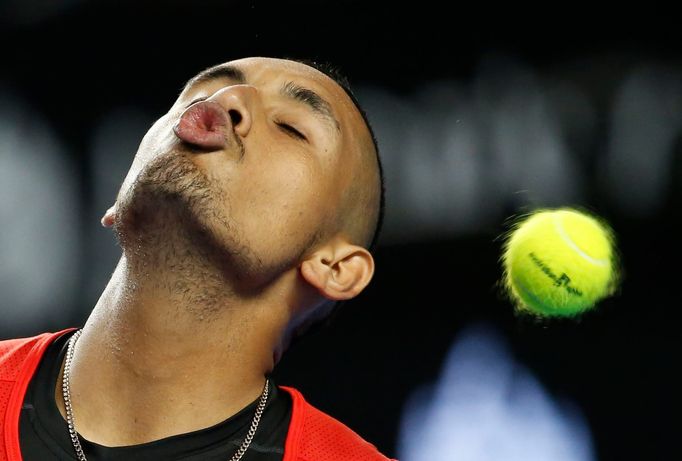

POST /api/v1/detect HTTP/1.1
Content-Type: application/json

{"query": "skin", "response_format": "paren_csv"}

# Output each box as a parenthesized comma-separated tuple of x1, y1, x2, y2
(53, 57, 380, 446)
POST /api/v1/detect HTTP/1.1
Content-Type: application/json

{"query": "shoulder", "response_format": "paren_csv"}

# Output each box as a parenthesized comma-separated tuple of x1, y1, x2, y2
(0, 329, 75, 380)
(279, 386, 397, 461)
(0, 334, 45, 376)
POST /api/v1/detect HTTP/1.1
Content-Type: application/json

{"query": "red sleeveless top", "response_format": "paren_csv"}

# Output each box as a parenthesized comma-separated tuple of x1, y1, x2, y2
(0, 330, 394, 461)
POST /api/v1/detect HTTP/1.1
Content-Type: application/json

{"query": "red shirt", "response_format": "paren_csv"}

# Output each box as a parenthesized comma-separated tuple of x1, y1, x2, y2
(0, 329, 395, 461)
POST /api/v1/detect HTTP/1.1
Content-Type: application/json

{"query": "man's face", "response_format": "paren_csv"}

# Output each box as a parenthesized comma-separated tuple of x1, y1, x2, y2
(114, 58, 371, 285)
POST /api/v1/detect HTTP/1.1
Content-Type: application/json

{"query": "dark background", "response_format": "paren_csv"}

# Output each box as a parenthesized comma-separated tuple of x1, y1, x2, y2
(1, 1, 681, 459)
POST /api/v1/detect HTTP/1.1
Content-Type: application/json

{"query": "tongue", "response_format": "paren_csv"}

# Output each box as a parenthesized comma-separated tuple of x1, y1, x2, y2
(173, 101, 229, 150)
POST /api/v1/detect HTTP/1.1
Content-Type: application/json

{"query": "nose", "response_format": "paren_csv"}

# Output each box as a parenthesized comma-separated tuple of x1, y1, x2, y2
(210, 84, 255, 138)
(173, 85, 256, 150)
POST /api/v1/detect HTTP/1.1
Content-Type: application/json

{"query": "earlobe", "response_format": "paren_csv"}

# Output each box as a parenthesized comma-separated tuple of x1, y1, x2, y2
(300, 244, 375, 301)
(101, 205, 116, 228)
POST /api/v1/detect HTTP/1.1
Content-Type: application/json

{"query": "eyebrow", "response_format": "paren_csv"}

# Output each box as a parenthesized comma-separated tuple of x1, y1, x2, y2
(185, 64, 247, 89)
(280, 81, 340, 133)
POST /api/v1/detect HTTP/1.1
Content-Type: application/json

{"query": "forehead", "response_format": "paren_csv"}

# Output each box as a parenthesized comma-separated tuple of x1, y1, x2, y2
(214, 57, 342, 99)
(231, 57, 325, 80)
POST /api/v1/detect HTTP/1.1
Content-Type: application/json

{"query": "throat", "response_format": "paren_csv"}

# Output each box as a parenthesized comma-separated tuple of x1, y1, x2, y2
(54, 345, 270, 447)
(52, 269, 278, 446)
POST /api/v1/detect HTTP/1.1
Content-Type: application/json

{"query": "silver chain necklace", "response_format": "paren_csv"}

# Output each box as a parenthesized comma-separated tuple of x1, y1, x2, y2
(62, 329, 270, 461)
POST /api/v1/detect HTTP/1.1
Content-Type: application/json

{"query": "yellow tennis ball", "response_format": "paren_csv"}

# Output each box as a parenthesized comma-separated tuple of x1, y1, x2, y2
(501, 208, 619, 317)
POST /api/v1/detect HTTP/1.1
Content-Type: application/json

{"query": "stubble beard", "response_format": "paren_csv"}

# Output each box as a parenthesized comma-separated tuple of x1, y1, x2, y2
(112, 149, 260, 318)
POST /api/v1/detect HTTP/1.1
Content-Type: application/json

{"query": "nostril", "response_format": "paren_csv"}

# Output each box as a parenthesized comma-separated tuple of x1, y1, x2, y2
(228, 109, 242, 126)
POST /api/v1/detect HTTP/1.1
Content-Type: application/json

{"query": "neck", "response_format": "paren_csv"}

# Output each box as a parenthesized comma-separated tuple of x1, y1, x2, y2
(55, 252, 294, 447)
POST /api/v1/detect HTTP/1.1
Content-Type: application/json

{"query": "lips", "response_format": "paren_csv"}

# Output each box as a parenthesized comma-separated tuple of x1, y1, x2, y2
(173, 101, 230, 150)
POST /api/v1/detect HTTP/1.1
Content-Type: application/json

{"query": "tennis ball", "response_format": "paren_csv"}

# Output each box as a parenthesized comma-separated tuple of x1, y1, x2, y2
(501, 208, 619, 318)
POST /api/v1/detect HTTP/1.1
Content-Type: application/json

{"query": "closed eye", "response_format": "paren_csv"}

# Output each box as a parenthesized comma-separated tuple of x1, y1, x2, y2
(276, 122, 307, 141)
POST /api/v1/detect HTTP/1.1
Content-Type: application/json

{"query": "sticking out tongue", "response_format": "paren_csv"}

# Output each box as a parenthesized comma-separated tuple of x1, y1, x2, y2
(173, 101, 230, 150)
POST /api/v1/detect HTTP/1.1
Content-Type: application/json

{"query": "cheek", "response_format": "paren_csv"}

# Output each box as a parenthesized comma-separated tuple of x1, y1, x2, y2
(234, 153, 328, 248)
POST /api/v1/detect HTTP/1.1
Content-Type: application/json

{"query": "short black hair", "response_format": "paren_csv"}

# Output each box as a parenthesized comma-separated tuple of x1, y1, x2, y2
(283, 58, 386, 349)
(292, 58, 385, 251)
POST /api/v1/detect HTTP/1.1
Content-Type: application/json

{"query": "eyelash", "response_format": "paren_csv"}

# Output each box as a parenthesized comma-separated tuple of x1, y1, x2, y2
(276, 121, 307, 141)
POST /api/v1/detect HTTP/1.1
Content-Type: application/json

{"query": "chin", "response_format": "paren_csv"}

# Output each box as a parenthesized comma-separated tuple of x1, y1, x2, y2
(114, 150, 221, 243)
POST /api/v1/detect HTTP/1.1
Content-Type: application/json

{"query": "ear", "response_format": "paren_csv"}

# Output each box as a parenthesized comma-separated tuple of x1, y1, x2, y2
(300, 239, 375, 301)
(101, 205, 116, 228)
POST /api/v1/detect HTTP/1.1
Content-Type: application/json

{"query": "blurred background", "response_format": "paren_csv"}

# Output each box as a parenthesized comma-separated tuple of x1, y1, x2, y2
(1, 1, 680, 459)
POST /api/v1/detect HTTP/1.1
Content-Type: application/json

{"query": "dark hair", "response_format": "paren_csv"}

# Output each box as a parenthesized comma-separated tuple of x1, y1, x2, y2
(292, 58, 385, 251)
(284, 58, 386, 349)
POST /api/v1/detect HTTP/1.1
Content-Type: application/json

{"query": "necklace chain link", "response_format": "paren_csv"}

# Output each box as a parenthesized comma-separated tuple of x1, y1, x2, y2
(62, 329, 269, 461)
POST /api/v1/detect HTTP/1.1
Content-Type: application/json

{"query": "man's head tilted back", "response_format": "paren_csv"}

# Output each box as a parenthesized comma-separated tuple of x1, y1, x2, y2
(101, 57, 383, 363)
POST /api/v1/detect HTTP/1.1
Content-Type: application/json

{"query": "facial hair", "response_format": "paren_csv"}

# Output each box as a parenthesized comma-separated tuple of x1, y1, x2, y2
(112, 148, 262, 316)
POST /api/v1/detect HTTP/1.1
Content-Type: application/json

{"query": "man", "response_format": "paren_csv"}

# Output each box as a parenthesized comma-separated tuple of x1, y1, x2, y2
(0, 57, 393, 460)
